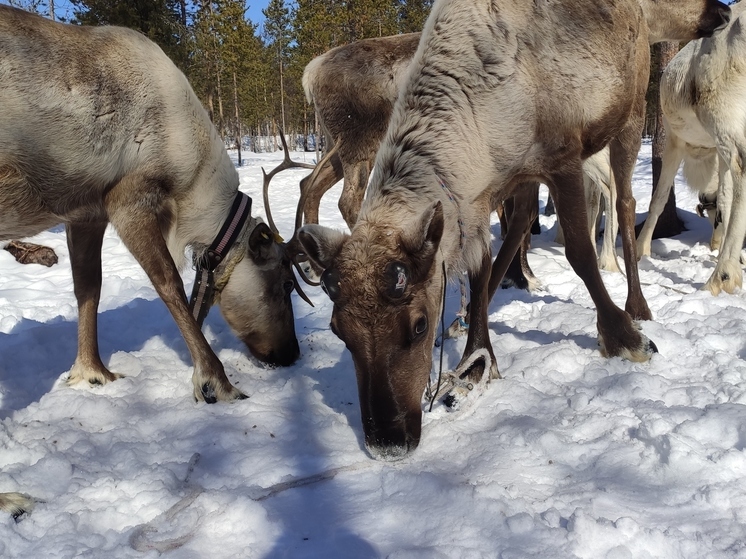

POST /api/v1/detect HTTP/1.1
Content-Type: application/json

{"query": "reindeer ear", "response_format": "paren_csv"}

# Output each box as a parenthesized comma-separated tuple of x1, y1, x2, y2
(298, 224, 349, 271)
(248, 222, 276, 261)
(401, 201, 444, 274)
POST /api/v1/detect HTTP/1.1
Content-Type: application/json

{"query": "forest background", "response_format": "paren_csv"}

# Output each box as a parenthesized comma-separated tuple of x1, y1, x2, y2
(2, 0, 671, 151)
(4, 0, 436, 150)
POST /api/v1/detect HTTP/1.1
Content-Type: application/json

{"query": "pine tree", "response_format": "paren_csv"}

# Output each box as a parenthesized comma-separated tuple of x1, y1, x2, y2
(397, 0, 432, 33)
(263, 0, 292, 136)
(69, 0, 190, 69)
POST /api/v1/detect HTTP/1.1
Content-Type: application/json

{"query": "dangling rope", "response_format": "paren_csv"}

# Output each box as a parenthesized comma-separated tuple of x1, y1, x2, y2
(427, 261, 449, 412)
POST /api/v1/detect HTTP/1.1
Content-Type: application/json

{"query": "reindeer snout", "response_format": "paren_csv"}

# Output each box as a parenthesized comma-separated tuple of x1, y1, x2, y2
(263, 340, 300, 367)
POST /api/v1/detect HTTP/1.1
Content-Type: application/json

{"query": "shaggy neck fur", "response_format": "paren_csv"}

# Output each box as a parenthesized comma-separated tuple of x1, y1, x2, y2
(360, 0, 510, 277)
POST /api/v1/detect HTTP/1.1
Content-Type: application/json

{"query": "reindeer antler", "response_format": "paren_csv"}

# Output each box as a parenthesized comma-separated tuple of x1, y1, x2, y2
(292, 142, 340, 234)
(262, 132, 316, 236)
(261, 131, 322, 305)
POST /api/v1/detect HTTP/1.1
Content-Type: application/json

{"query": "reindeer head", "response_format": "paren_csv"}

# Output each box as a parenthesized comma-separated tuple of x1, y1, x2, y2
(640, 0, 730, 42)
(218, 221, 300, 367)
(299, 201, 445, 460)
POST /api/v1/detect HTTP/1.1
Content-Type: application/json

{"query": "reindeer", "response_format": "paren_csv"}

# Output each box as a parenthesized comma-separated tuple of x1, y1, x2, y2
(637, 1, 746, 295)
(298, 0, 730, 460)
(297, 34, 635, 291)
(277, 32, 539, 298)
(300, 33, 422, 229)
(0, 5, 302, 406)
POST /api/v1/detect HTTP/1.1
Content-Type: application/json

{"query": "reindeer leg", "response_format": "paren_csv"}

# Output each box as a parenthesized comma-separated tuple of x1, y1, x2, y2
(494, 184, 540, 293)
(104, 177, 244, 403)
(549, 166, 655, 362)
(637, 135, 684, 258)
(444, 186, 539, 340)
(66, 221, 123, 387)
(706, 158, 745, 295)
(610, 132, 652, 321)
(597, 171, 621, 272)
(442, 250, 499, 409)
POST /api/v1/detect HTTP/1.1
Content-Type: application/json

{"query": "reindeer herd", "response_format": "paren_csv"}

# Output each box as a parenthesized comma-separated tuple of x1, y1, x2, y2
(0, 0, 740, 514)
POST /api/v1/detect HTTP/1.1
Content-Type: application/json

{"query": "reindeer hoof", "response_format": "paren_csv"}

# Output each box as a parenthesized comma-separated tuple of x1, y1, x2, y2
(68, 365, 122, 387)
(442, 316, 469, 342)
(0, 492, 36, 520)
(443, 384, 472, 410)
(201, 383, 218, 404)
(197, 381, 247, 403)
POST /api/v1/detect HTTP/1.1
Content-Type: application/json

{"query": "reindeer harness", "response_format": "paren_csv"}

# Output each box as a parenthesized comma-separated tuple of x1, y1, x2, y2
(189, 192, 252, 326)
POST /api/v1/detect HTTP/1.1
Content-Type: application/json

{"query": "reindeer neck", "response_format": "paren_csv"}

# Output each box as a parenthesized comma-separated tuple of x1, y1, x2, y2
(167, 143, 244, 270)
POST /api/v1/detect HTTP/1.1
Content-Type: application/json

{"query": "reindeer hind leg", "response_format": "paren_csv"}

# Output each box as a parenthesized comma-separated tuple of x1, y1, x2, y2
(550, 167, 655, 362)
(66, 221, 124, 387)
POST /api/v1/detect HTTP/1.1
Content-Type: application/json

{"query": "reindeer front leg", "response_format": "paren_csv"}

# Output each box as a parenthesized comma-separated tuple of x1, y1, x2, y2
(706, 161, 745, 295)
(66, 221, 122, 386)
(460, 250, 500, 382)
(104, 177, 245, 403)
(445, 185, 538, 340)
(442, 250, 498, 409)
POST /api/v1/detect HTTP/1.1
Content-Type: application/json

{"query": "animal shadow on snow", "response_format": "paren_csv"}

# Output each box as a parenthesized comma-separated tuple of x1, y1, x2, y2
(0, 296, 249, 416)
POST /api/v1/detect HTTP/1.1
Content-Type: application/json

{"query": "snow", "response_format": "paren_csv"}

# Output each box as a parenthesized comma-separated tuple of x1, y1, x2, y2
(2, 143, 746, 558)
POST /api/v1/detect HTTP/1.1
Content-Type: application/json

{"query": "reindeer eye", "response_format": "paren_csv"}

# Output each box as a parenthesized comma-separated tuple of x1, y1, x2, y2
(413, 316, 428, 338)
(320, 268, 341, 301)
(384, 261, 409, 299)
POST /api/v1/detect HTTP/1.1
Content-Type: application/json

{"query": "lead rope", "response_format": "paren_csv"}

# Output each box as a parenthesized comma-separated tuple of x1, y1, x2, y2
(428, 261, 449, 412)
(437, 175, 469, 326)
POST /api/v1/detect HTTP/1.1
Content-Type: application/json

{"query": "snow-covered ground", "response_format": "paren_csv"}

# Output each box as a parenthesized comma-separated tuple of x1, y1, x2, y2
(2, 143, 746, 558)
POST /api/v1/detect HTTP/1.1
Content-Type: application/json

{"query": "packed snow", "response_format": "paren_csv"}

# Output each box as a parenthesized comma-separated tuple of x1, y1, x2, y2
(2, 142, 746, 558)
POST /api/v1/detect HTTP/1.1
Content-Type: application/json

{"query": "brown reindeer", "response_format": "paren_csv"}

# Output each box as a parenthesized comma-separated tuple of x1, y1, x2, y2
(300, 33, 422, 228)
(0, 6, 301, 406)
(299, 0, 731, 461)
(282, 32, 538, 292)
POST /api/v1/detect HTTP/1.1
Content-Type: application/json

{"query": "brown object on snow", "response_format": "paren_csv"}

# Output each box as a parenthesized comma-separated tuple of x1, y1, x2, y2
(4, 240, 58, 267)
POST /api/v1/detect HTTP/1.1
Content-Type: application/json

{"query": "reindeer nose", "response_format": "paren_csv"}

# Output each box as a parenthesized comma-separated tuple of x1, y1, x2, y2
(265, 340, 300, 367)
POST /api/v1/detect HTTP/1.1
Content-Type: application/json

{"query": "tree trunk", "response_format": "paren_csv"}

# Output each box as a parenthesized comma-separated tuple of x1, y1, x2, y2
(647, 42, 683, 239)
(279, 57, 286, 135)
(233, 70, 242, 167)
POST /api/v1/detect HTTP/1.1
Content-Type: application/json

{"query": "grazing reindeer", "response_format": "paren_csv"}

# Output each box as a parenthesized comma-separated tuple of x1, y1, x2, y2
(294, 32, 542, 293)
(299, 0, 730, 460)
(299, 34, 635, 286)
(0, 6, 301, 405)
(300, 33, 422, 228)
(637, 1, 746, 295)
